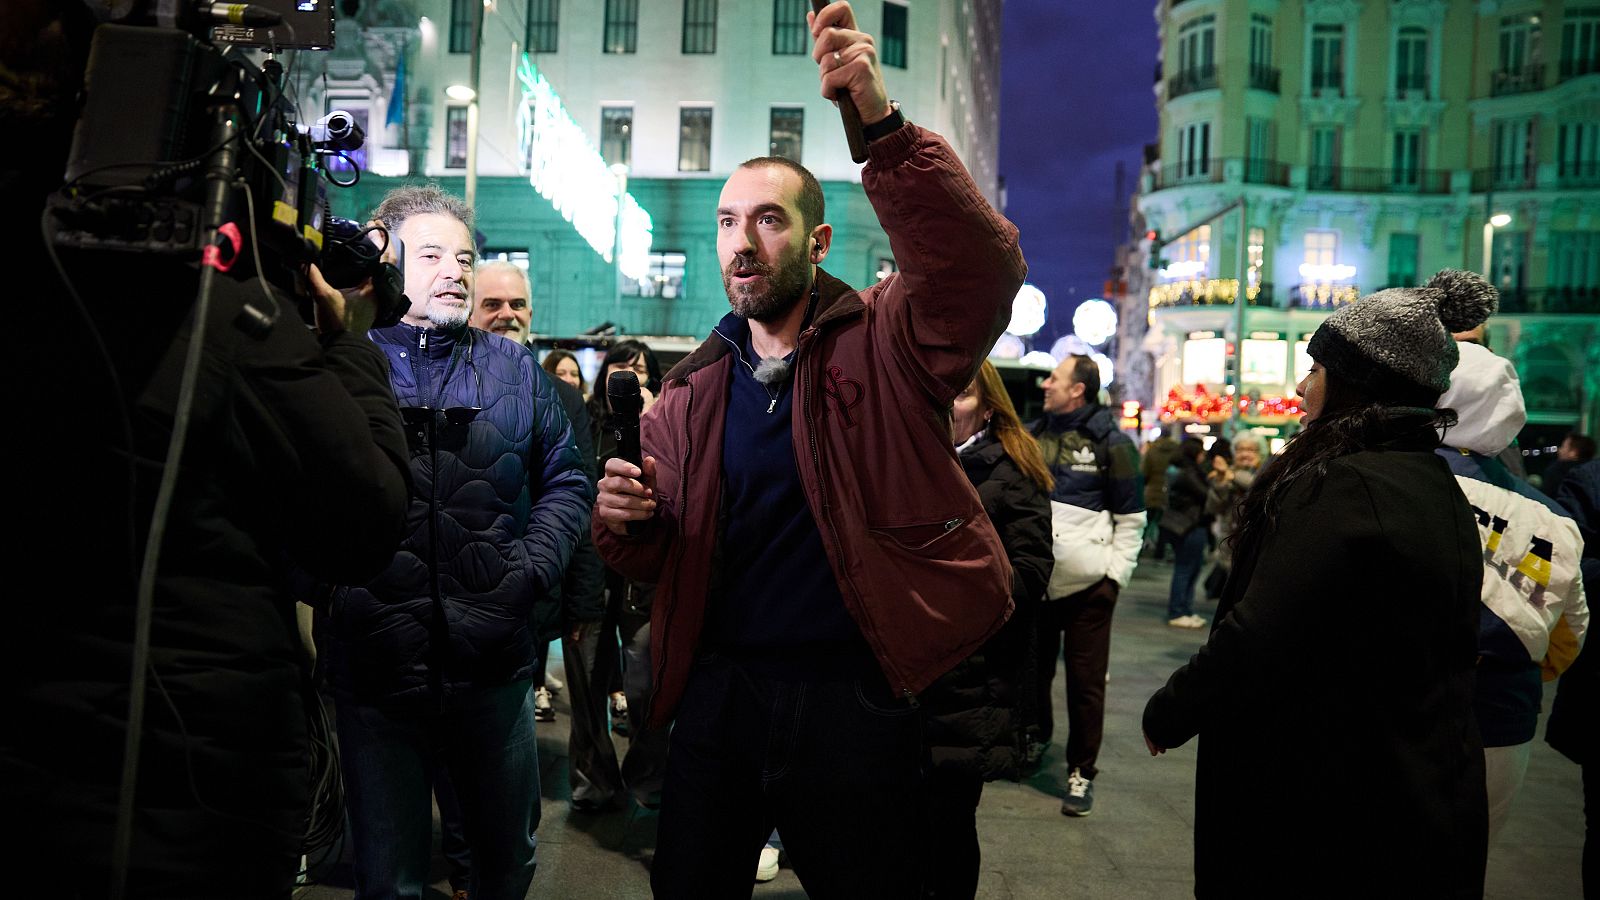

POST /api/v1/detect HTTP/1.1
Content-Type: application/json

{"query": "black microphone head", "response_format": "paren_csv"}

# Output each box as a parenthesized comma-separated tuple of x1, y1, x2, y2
(607, 370, 643, 415)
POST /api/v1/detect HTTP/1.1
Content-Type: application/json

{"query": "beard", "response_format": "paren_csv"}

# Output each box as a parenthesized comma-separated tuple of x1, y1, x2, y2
(722, 245, 811, 323)
(429, 302, 471, 329)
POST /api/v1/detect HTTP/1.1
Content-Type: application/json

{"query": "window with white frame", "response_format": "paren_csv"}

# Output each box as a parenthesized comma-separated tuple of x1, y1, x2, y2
(1309, 127, 1342, 189)
(1303, 231, 1339, 270)
(1250, 14, 1273, 71)
(445, 106, 469, 169)
(1164, 225, 1211, 280)
(599, 106, 633, 168)
(1563, 7, 1600, 79)
(1500, 14, 1543, 72)
(1391, 129, 1423, 188)
(1310, 24, 1345, 94)
(1558, 121, 1599, 183)
(1395, 26, 1429, 97)
(678, 106, 713, 172)
(1177, 121, 1211, 180)
(1178, 15, 1216, 77)
(623, 250, 687, 299)
(1492, 118, 1535, 186)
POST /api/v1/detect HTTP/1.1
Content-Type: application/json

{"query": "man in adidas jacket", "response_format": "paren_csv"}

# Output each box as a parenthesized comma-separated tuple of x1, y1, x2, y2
(1438, 340, 1588, 840)
(1029, 354, 1146, 816)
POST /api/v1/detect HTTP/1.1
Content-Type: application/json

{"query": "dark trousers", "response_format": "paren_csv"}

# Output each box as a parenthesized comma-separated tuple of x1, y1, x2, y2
(335, 679, 539, 900)
(651, 655, 925, 899)
(562, 619, 626, 807)
(920, 769, 983, 900)
(617, 605, 670, 804)
(1585, 764, 1596, 900)
(1167, 527, 1208, 619)
(1034, 580, 1118, 780)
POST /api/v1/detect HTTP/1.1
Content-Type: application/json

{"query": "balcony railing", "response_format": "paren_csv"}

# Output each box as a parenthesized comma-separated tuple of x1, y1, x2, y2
(1491, 65, 1545, 96)
(1156, 159, 1223, 189)
(1473, 166, 1538, 191)
(1497, 287, 1600, 315)
(1559, 57, 1598, 81)
(1168, 64, 1219, 99)
(1241, 159, 1291, 186)
(1249, 64, 1280, 93)
(1558, 161, 1600, 188)
(1153, 158, 1289, 190)
(1307, 166, 1452, 194)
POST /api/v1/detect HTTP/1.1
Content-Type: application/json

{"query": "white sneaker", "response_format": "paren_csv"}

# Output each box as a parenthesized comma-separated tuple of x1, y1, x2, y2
(755, 844, 780, 882)
(1167, 614, 1206, 629)
(533, 686, 556, 722)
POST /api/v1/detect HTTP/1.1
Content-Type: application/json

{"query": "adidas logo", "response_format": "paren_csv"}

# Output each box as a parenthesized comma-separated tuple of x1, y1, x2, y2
(1072, 447, 1096, 466)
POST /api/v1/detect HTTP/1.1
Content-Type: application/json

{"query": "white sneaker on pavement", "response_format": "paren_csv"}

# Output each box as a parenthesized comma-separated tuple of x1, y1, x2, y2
(533, 685, 556, 722)
(755, 844, 780, 882)
(1167, 614, 1207, 629)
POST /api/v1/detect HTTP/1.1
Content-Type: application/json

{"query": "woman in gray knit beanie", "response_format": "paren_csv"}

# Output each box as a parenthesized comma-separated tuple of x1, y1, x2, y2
(1142, 270, 1497, 897)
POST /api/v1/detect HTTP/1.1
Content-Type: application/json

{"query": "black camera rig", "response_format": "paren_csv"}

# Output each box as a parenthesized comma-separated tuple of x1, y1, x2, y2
(46, 5, 406, 332)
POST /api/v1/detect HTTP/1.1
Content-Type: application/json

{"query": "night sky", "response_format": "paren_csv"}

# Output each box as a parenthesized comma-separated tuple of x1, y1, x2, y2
(999, 2, 1160, 347)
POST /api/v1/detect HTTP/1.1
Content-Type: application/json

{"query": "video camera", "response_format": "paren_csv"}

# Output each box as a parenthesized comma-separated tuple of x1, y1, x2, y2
(45, 1, 408, 331)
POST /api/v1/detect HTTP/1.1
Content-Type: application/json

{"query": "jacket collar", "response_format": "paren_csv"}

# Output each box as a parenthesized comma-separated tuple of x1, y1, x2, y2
(1038, 403, 1114, 439)
(376, 320, 471, 360)
(666, 267, 862, 383)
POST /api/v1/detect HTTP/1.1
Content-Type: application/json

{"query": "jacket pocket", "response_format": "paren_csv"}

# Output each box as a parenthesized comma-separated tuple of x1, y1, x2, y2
(867, 516, 969, 553)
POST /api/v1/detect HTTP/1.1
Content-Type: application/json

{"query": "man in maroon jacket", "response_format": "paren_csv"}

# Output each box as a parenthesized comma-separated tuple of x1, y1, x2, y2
(594, 4, 1026, 895)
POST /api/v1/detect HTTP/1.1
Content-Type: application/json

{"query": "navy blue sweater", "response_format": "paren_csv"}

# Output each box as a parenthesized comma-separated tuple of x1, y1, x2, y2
(703, 317, 867, 673)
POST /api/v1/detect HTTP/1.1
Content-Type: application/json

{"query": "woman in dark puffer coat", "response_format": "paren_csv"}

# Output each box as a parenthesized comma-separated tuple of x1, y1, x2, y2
(920, 360, 1053, 899)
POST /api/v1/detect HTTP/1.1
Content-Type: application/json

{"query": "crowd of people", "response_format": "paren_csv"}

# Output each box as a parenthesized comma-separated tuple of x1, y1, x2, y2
(10, 1, 1596, 898)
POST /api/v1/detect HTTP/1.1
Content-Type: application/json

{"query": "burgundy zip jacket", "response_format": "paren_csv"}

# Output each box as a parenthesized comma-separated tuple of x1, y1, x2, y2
(594, 123, 1028, 728)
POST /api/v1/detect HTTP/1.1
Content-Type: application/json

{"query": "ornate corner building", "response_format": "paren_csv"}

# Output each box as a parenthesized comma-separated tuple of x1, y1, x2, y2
(290, 0, 1002, 339)
(1127, 0, 1598, 449)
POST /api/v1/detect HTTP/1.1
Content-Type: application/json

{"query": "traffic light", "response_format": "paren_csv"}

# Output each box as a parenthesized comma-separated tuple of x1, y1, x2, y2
(1145, 230, 1167, 270)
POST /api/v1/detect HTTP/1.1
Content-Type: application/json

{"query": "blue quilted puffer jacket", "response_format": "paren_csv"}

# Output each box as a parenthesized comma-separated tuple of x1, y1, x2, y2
(324, 323, 594, 709)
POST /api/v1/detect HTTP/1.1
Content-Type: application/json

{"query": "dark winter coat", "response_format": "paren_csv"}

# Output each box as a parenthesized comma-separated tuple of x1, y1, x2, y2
(1548, 460, 1600, 765)
(550, 379, 607, 629)
(8, 264, 412, 890)
(922, 433, 1053, 780)
(1143, 429, 1487, 899)
(1160, 456, 1209, 537)
(322, 324, 593, 709)
(1142, 435, 1179, 510)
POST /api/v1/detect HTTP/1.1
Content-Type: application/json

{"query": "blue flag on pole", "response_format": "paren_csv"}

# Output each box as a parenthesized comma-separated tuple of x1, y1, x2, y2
(386, 50, 406, 129)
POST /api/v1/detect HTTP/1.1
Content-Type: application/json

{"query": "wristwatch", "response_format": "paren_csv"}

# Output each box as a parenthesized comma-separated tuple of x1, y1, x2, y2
(862, 100, 905, 143)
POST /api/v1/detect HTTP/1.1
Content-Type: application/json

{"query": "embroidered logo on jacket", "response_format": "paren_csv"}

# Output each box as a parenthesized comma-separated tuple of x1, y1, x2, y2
(822, 365, 864, 428)
(1070, 445, 1099, 472)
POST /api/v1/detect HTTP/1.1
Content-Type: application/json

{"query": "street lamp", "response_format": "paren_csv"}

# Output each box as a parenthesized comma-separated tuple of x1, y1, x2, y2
(610, 163, 629, 332)
(1483, 212, 1511, 282)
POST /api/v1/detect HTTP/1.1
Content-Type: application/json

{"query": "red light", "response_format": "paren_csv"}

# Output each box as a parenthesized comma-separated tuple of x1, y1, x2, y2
(1145, 230, 1157, 241)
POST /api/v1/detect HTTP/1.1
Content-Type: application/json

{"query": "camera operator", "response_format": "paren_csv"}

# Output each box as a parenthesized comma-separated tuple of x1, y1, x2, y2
(2, 4, 411, 896)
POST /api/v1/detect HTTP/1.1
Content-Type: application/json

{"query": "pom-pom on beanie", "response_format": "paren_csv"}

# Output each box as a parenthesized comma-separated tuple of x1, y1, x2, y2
(1305, 268, 1498, 406)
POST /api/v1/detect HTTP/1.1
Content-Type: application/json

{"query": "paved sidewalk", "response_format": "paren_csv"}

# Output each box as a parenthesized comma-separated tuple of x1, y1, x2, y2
(298, 559, 1586, 899)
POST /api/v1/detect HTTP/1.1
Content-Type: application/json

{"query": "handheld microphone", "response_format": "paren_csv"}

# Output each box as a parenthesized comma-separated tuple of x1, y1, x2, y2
(606, 370, 646, 535)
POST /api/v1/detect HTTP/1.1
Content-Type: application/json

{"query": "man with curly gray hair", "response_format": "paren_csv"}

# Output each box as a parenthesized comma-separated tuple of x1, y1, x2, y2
(372, 184, 477, 330)
(322, 182, 593, 899)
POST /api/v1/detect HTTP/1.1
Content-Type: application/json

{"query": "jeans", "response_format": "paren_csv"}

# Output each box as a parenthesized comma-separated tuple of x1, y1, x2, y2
(1167, 527, 1208, 619)
(651, 654, 924, 899)
(335, 679, 540, 900)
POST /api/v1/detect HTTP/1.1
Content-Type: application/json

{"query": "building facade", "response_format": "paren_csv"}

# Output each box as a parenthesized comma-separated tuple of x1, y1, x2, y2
(295, 0, 1003, 338)
(1132, 0, 1599, 444)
